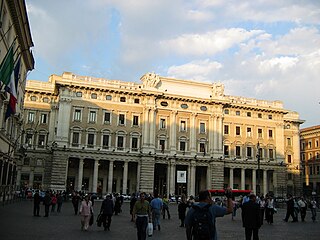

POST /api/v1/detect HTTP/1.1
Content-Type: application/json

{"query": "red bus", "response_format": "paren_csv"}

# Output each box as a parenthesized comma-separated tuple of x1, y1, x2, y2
(209, 189, 252, 199)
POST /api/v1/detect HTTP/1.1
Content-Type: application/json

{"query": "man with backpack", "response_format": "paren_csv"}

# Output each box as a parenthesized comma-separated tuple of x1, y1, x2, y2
(185, 189, 233, 240)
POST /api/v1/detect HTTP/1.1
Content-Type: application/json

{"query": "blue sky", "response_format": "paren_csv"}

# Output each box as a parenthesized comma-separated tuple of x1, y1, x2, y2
(26, 0, 320, 128)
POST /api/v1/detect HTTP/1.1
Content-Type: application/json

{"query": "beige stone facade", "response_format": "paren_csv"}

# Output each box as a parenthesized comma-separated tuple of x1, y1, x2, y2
(0, 0, 34, 202)
(300, 125, 320, 195)
(20, 72, 303, 197)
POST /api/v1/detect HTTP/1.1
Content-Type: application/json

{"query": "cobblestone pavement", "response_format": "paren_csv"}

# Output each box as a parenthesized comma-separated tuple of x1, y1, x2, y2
(0, 199, 319, 240)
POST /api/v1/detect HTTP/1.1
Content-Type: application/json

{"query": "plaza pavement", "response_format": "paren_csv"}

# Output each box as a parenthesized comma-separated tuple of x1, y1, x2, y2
(0, 199, 319, 240)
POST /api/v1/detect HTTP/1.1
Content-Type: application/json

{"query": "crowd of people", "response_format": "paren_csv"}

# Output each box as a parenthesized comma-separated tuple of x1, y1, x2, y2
(30, 189, 319, 240)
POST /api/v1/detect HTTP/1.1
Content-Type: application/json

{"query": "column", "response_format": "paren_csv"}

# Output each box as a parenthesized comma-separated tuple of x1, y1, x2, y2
(208, 115, 214, 155)
(206, 165, 211, 189)
(241, 168, 245, 190)
(263, 170, 268, 195)
(16, 169, 21, 188)
(29, 170, 34, 188)
(190, 113, 197, 154)
(169, 159, 176, 195)
(123, 161, 128, 194)
(103, 174, 108, 194)
(273, 171, 277, 195)
(77, 158, 84, 191)
(149, 108, 156, 150)
(252, 169, 256, 194)
(229, 168, 234, 189)
(142, 108, 150, 148)
(108, 160, 114, 193)
(136, 161, 141, 192)
(166, 163, 171, 195)
(190, 161, 196, 196)
(170, 111, 177, 154)
(217, 116, 223, 151)
(213, 116, 218, 153)
(92, 160, 99, 193)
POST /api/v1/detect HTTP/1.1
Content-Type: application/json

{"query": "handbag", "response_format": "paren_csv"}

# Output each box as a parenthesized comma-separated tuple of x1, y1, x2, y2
(147, 222, 153, 237)
(96, 213, 103, 227)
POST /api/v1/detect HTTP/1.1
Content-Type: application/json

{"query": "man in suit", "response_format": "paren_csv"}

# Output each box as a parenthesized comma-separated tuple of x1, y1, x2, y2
(241, 193, 261, 240)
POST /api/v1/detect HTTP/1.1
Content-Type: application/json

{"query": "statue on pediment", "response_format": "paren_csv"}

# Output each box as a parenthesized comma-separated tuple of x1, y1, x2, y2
(212, 83, 225, 97)
(140, 72, 160, 88)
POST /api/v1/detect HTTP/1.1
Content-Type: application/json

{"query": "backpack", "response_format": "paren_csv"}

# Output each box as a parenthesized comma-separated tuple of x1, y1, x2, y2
(191, 204, 214, 240)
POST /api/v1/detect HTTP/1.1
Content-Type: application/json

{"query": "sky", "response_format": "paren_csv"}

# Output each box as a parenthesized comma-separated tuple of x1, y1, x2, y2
(25, 0, 320, 128)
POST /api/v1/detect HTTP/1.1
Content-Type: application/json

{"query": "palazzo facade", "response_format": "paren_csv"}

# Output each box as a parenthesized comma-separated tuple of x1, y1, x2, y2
(18, 72, 303, 197)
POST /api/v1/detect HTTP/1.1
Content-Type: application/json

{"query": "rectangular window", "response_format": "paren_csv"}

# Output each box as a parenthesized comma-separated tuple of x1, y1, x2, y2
(288, 154, 292, 164)
(180, 120, 186, 131)
(287, 138, 292, 146)
(236, 146, 241, 157)
(104, 112, 111, 124)
(236, 111, 240, 116)
(258, 148, 263, 159)
(258, 128, 263, 138)
(131, 137, 138, 150)
(74, 109, 81, 121)
(224, 145, 229, 156)
(119, 114, 125, 125)
(269, 149, 274, 159)
(87, 134, 94, 147)
(160, 118, 166, 129)
(316, 140, 319, 148)
(102, 135, 109, 148)
(236, 126, 241, 136)
(180, 141, 186, 151)
(224, 125, 229, 135)
(247, 127, 252, 137)
(133, 115, 139, 126)
(72, 133, 80, 146)
(117, 136, 124, 149)
(268, 114, 273, 120)
(28, 112, 35, 123)
(247, 147, 252, 158)
(160, 140, 165, 152)
(258, 113, 262, 118)
(200, 143, 206, 153)
(38, 135, 45, 147)
(89, 111, 97, 123)
(26, 133, 33, 146)
(40, 113, 47, 124)
(200, 122, 206, 133)
(308, 141, 312, 148)
(268, 129, 273, 138)
(247, 112, 251, 117)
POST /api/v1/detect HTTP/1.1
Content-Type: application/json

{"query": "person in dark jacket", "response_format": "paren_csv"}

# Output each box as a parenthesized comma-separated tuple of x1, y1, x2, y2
(130, 193, 137, 222)
(72, 191, 80, 215)
(100, 194, 114, 231)
(33, 190, 41, 216)
(283, 194, 297, 222)
(241, 193, 261, 240)
(43, 191, 52, 217)
(178, 194, 188, 227)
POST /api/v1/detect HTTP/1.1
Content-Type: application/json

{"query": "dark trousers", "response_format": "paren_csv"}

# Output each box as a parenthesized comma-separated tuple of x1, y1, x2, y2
(33, 204, 40, 216)
(136, 216, 148, 240)
(300, 207, 307, 221)
(44, 204, 50, 217)
(245, 227, 259, 240)
(102, 214, 112, 229)
(57, 203, 62, 213)
(284, 208, 296, 221)
(162, 206, 170, 219)
(73, 203, 78, 215)
(265, 208, 274, 223)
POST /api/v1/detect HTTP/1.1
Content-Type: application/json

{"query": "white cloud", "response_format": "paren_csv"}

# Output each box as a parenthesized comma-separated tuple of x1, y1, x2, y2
(259, 57, 299, 73)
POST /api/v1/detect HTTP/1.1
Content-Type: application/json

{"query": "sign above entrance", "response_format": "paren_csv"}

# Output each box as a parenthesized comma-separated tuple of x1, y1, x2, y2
(177, 170, 187, 183)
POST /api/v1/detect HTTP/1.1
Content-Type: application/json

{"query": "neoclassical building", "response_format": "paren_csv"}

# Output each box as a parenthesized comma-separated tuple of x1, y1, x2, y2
(19, 72, 303, 197)
(300, 125, 320, 196)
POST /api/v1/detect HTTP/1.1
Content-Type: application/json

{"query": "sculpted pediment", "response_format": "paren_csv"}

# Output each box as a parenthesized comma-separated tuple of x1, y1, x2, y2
(140, 72, 161, 88)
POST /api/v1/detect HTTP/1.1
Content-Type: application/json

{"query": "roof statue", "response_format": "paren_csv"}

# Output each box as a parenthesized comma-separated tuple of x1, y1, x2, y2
(212, 83, 225, 97)
(140, 72, 161, 88)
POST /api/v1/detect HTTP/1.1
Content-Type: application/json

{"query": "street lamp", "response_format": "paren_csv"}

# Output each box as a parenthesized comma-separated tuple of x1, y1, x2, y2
(256, 142, 261, 195)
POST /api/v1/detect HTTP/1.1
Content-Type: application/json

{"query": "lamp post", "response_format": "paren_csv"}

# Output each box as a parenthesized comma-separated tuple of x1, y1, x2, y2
(256, 142, 261, 195)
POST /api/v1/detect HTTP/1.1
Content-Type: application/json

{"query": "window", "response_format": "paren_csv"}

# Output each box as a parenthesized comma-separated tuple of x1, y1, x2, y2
(76, 92, 82, 97)
(131, 137, 138, 151)
(258, 113, 262, 118)
(200, 122, 206, 133)
(258, 128, 263, 138)
(180, 120, 186, 132)
(301, 142, 305, 150)
(160, 101, 168, 107)
(200, 142, 206, 154)
(268, 114, 273, 120)
(308, 141, 312, 149)
(235, 126, 241, 136)
(104, 112, 111, 124)
(247, 127, 252, 137)
(287, 138, 292, 146)
(117, 136, 124, 150)
(236, 110, 240, 116)
(106, 95, 112, 100)
(316, 140, 319, 148)
(301, 153, 305, 161)
(224, 109, 229, 114)
(87, 133, 95, 147)
(133, 115, 139, 126)
(30, 96, 37, 101)
(224, 125, 229, 135)
(224, 145, 229, 156)
(120, 97, 126, 102)
(200, 106, 207, 111)
(91, 93, 97, 99)
(102, 135, 110, 149)
(160, 118, 166, 129)
(258, 148, 263, 159)
(28, 112, 35, 123)
(40, 113, 47, 124)
(269, 149, 274, 160)
(180, 141, 186, 152)
(287, 154, 292, 164)
(160, 139, 165, 152)
(89, 111, 97, 123)
(247, 112, 251, 117)
(72, 132, 80, 146)
(119, 114, 125, 125)
(74, 109, 82, 121)
(236, 146, 241, 157)
(134, 98, 140, 104)
(43, 97, 49, 103)
(268, 129, 273, 138)
(309, 153, 312, 160)
(38, 134, 45, 148)
(247, 147, 252, 158)
(316, 152, 320, 159)
(181, 104, 188, 109)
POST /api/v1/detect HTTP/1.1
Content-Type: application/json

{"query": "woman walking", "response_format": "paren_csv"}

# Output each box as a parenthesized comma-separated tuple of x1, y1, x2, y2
(79, 195, 94, 231)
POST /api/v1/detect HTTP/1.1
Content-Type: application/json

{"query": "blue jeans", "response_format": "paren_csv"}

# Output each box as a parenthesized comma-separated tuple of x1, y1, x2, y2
(136, 216, 148, 240)
(152, 208, 161, 229)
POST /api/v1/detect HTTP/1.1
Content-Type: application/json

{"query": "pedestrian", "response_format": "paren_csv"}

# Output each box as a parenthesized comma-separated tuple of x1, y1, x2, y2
(185, 189, 233, 240)
(178, 194, 188, 227)
(33, 190, 41, 217)
(51, 193, 57, 212)
(309, 198, 317, 222)
(57, 192, 63, 213)
(150, 192, 163, 230)
(133, 192, 152, 240)
(283, 194, 297, 222)
(43, 191, 52, 217)
(130, 193, 137, 222)
(100, 194, 114, 231)
(265, 195, 275, 224)
(72, 191, 80, 215)
(297, 197, 307, 221)
(258, 195, 266, 225)
(241, 193, 261, 240)
(293, 197, 300, 221)
(114, 194, 122, 215)
(79, 195, 94, 231)
(162, 195, 171, 219)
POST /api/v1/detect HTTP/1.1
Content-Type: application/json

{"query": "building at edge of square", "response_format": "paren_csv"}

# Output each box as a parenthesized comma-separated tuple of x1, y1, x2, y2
(19, 72, 304, 198)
